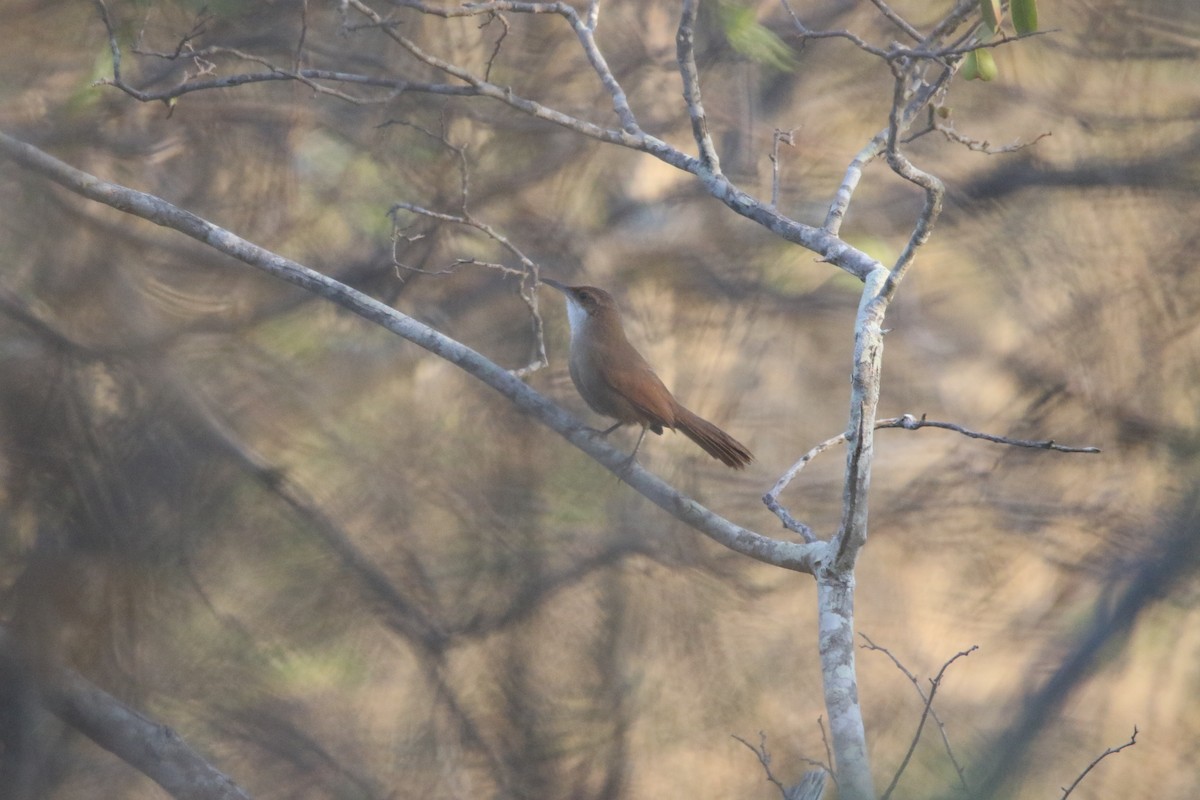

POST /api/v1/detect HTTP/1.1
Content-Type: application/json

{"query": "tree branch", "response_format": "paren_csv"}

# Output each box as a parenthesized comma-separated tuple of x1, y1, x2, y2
(763, 414, 1100, 540)
(1060, 727, 1138, 799)
(0, 628, 252, 800)
(0, 131, 824, 576)
(676, 0, 722, 174)
(859, 635, 977, 799)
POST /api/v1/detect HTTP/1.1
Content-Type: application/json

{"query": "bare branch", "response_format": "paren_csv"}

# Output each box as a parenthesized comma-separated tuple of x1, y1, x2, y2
(859, 634, 972, 794)
(0, 626, 253, 800)
(734, 732, 831, 800)
(934, 112, 1053, 154)
(764, 414, 1099, 544)
(833, 267, 889, 569)
(817, 716, 837, 787)
(824, 132, 885, 234)
(881, 63, 946, 299)
(866, 0, 923, 43)
(91, 0, 878, 280)
(293, 0, 310, 72)
(882, 647, 977, 800)
(94, 2, 482, 111)
(761, 493, 818, 543)
(771, 128, 797, 209)
(48, 670, 254, 800)
(779, 0, 889, 58)
(129, 44, 367, 103)
(0, 131, 825, 576)
(1060, 727, 1138, 799)
(386, 120, 550, 374)
(347, 0, 646, 143)
(733, 732, 789, 798)
(881, 414, 1102, 453)
(676, 0, 721, 173)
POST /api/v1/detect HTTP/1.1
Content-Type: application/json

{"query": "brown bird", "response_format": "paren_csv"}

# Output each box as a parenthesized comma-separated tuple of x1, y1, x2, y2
(542, 278, 753, 469)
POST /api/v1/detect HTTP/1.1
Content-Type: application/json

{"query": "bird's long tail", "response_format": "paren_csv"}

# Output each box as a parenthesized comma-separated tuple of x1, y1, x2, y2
(673, 405, 753, 469)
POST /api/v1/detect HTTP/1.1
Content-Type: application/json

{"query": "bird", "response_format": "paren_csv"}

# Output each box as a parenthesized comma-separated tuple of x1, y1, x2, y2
(542, 277, 753, 469)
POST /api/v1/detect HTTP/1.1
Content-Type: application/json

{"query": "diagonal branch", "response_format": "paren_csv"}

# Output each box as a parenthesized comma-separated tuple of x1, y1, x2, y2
(860, 635, 976, 798)
(0, 130, 825, 576)
(346, 0, 643, 148)
(48, 667, 254, 800)
(764, 414, 1099, 540)
(0, 626, 252, 800)
(91, 0, 882, 281)
(1060, 727, 1138, 799)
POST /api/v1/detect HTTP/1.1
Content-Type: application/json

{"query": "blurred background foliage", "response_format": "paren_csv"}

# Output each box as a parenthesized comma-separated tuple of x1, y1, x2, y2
(1, 0, 1199, 798)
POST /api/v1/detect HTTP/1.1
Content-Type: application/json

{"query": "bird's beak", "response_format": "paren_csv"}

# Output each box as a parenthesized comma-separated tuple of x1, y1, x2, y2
(540, 277, 568, 293)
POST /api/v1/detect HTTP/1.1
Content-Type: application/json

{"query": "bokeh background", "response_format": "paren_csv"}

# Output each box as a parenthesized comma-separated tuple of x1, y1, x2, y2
(1, 1, 1198, 798)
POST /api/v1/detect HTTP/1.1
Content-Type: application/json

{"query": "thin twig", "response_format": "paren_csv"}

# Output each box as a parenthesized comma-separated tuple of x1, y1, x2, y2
(935, 113, 1053, 154)
(779, 0, 889, 57)
(859, 636, 978, 800)
(763, 414, 1099, 541)
(479, 11, 510, 82)
(1060, 727, 1138, 799)
(732, 733, 789, 798)
(348, 0, 645, 140)
(816, 716, 838, 791)
(385, 120, 550, 374)
(733, 733, 833, 800)
(881, 413, 1102, 453)
(859, 634, 970, 792)
(293, 0, 309, 72)
(771, 128, 797, 209)
(866, 0, 923, 43)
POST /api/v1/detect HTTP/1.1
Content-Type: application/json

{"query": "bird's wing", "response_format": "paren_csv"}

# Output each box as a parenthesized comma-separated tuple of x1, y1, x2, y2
(601, 364, 677, 429)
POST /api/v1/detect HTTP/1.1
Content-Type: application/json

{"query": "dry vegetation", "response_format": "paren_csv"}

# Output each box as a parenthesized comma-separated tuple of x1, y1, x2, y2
(1, 0, 1199, 798)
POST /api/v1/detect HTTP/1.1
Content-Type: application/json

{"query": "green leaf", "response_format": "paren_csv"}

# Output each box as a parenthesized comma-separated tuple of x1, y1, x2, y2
(1011, 0, 1039, 35)
(974, 48, 998, 81)
(979, 0, 1003, 31)
(719, 2, 797, 72)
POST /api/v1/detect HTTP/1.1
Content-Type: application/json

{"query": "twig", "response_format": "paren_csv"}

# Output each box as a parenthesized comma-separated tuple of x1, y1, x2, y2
(859, 636, 978, 800)
(816, 716, 837, 790)
(677, 0, 721, 173)
(779, 0, 889, 58)
(882, 61, 946, 301)
(293, 0, 309, 72)
(764, 412, 1099, 546)
(1060, 727, 1138, 799)
(347, 0, 645, 142)
(732, 732, 789, 798)
(935, 113, 1053, 154)
(0, 130, 830, 577)
(770, 128, 797, 209)
(386, 121, 549, 374)
(859, 634, 971, 792)
(881, 413, 1102, 453)
(761, 493, 817, 542)
(733, 732, 832, 800)
(762, 430, 845, 542)
(866, 0, 923, 43)
(825, 132, 885, 234)
(478, 11, 510, 81)
(93, 3, 475, 105)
